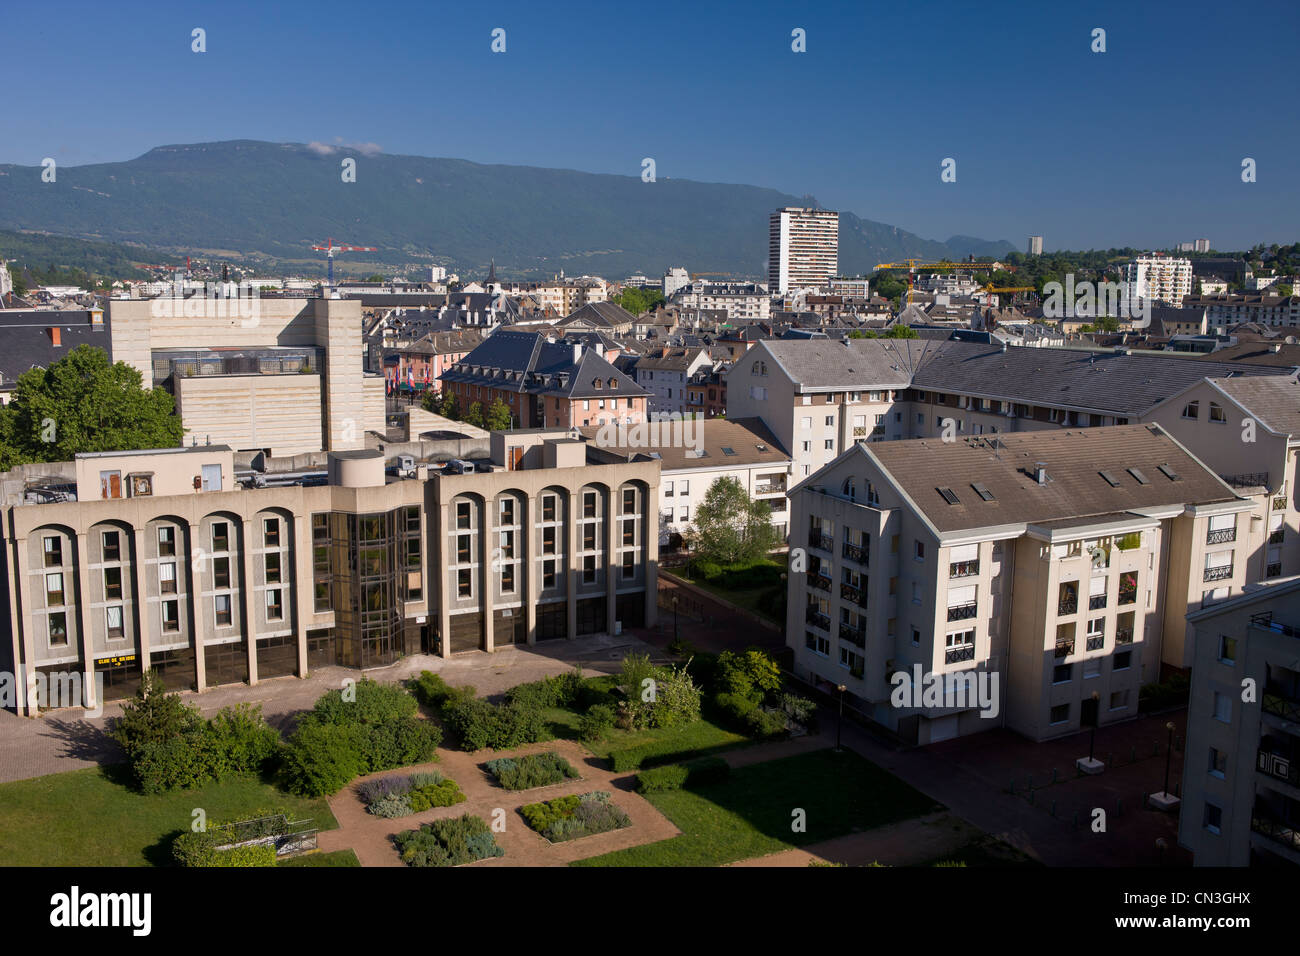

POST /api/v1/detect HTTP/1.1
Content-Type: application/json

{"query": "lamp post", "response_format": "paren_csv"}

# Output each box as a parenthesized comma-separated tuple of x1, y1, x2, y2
(1088, 691, 1100, 762)
(835, 684, 847, 752)
(1162, 720, 1176, 798)
(672, 595, 679, 644)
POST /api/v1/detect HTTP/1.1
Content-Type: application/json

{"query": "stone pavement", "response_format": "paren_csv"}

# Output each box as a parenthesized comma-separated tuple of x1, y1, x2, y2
(0, 632, 669, 785)
(316, 738, 680, 867)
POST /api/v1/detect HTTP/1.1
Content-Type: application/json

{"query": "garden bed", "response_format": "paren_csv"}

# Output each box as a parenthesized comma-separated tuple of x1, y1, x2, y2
(394, 814, 504, 867)
(357, 771, 466, 818)
(519, 791, 632, 844)
(484, 751, 580, 791)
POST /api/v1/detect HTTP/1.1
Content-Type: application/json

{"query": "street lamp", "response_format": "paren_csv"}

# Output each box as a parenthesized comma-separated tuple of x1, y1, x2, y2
(1088, 691, 1100, 762)
(672, 595, 679, 643)
(1162, 720, 1176, 798)
(835, 684, 847, 752)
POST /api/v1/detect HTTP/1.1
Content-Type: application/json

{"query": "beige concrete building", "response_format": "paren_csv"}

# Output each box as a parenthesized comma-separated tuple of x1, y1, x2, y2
(786, 424, 1253, 744)
(2, 435, 658, 716)
(107, 295, 386, 455)
(1179, 578, 1300, 866)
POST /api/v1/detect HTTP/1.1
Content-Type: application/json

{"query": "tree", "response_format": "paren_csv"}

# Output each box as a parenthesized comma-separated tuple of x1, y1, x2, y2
(612, 287, 665, 315)
(484, 397, 513, 431)
(847, 329, 878, 339)
(0, 345, 184, 470)
(1276, 284, 1293, 299)
(690, 476, 779, 566)
(420, 388, 441, 414)
(885, 324, 918, 339)
(464, 401, 485, 428)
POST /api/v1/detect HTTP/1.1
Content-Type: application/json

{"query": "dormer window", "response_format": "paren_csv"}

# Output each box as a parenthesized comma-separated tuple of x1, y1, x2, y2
(609, 378, 617, 389)
(593, 378, 603, 389)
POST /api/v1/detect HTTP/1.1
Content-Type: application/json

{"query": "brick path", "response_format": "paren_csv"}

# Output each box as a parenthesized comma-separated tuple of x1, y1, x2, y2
(315, 738, 680, 867)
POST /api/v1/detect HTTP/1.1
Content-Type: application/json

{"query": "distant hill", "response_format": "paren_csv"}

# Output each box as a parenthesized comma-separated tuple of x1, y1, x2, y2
(0, 140, 1016, 280)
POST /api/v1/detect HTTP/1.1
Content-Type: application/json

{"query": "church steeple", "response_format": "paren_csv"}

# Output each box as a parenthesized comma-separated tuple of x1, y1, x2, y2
(486, 259, 497, 289)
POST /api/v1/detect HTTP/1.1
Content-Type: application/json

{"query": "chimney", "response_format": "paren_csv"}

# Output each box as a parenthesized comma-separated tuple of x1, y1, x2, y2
(1034, 462, 1048, 485)
(572, 342, 583, 364)
(49, 326, 61, 347)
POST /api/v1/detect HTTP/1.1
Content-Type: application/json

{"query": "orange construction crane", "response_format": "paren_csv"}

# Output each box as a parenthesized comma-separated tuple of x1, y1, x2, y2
(311, 238, 378, 291)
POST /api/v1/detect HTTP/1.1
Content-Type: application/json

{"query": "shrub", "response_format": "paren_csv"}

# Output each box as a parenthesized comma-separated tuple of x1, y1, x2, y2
(486, 751, 579, 790)
(395, 814, 504, 867)
(519, 791, 630, 843)
(357, 775, 412, 805)
(281, 722, 363, 797)
(778, 693, 818, 727)
(112, 670, 211, 793)
(410, 671, 456, 709)
(308, 678, 418, 728)
(578, 704, 615, 743)
(576, 677, 617, 712)
(690, 559, 723, 580)
(618, 655, 702, 730)
(171, 831, 277, 867)
(205, 703, 283, 779)
(505, 669, 584, 710)
(635, 763, 689, 793)
(441, 692, 551, 752)
(745, 706, 790, 739)
(367, 793, 415, 818)
(359, 770, 464, 817)
(360, 717, 441, 772)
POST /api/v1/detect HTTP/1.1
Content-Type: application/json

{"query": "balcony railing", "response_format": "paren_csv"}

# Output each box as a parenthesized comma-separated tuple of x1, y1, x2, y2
(840, 583, 868, 608)
(1219, 472, 1268, 490)
(1058, 596, 1078, 615)
(1250, 816, 1300, 852)
(1054, 639, 1075, 659)
(807, 572, 832, 593)
(805, 608, 830, 631)
(1204, 564, 1233, 583)
(843, 542, 869, 565)
(1251, 612, 1300, 639)
(1088, 593, 1108, 610)
(949, 560, 979, 578)
(1263, 693, 1300, 723)
(1256, 749, 1300, 788)
(1086, 634, 1105, 652)
(1270, 530, 1286, 545)
(754, 482, 786, 495)
(947, 602, 977, 622)
(945, 644, 976, 665)
(1116, 627, 1134, 645)
(808, 531, 834, 552)
(1269, 562, 1284, 577)
(1118, 585, 1138, 605)
(1207, 527, 1237, 545)
(839, 623, 866, 648)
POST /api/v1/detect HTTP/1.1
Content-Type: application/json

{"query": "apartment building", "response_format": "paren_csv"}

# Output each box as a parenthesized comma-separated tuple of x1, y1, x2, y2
(1028, 236, 1044, 256)
(786, 424, 1253, 744)
(669, 282, 771, 323)
(525, 276, 609, 314)
(582, 417, 792, 546)
(2, 435, 659, 716)
(634, 348, 715, 415)
(383, 329, 485, 397)
(107, 295, 385, 455)
(683, 365, 728, 419)
(1179, 578, 1300, 865)
(1144, 375, 1300, 586)
(726, 338, 1295, 482)
(439, 329, 648, 429)
(769, 207, 839, 294)
(1185, 293, 1300, 330)
(1121, 255, 1194, 306)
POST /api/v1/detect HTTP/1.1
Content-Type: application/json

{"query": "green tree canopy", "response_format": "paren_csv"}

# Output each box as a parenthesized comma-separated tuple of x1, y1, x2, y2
(611, 286, 666, 315)
(463, 401, 485, 429)
(484, 397, 512, 431)
(691, 476, 779, 565)
(0, 345, 184, 470)
(885, 324, 919, 339)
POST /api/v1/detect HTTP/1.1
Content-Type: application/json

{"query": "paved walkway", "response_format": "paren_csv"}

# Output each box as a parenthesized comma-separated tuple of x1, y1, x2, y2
(316, 738, 679, 867)
(0, 632, 668, 784)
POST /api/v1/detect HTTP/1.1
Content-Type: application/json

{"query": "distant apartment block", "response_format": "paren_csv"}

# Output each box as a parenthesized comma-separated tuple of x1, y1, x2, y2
(633, 348, 715, 415)
(1028, 236, 1043, 256)
(670, 281, 770, 323)
(1122, 255, 1194, 306)
(769, 207, 839, 294)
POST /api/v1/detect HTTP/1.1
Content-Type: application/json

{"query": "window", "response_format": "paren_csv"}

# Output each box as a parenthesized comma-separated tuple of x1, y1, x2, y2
(1181, 400, 1199, 419)
(1209, 402, 1226, 423)
(100, 470, 123, 499)
(945, 629, 974, 648)
(622, 520, 636, 546)
(500, 530, 515, 560)
(214, 593, 232, 627)
(211, 522, 229, 553)
(622, 488, 636, 514)
(162, 600, 179, 632)
(499, 498, 515, 525)
(105, 605, 124, 639)
(804, 631, 830, 656)
(824, 439, 834, 450)
(49, 611, 68, 646)
(679, 480, 689, 495)
(457, 534, 471, 563)
(263, 519, 280, 548)
(1203, 802, 1222, 835)
(1114, 651, 1132, 670)
(457, 501, 471, 529)
(1052, 664, 1072, 684)
(664, 481, 674, 498)
(583, 555, 597, 584)
(104, 566, 123, 600)
(1050, 704, 1070, 724)
(501, 565, 515, 593)
(1109, 690, 1128, 710)
(1208, 747, 1227, 779)
(622, 550, 635, 579)
(457, 568, 472, 598)
(584, 492, 597, 518)
(1083, 659, 1102, 679)
(825, 415, 835, 426)
(1218, 635, 1236, 664)
(583, 525, 596, 550)
(265, 551, 281, 584)
(266, 588, 283, 621)
(911, 627, 920, 647)
(45, 573, 64, 607)
(102, 531, 121, 562)
(158, 526, 176, 557)
(680, 507, 690, 522)
(160, 561, 177, 594)
(542, 495, 557, 521)
(1212, 691, 1231, 723)
(914, 541, 925, 561)
(801, 416, 812, 430)
(43, 535, 62, 567)
(213, 557, 231, 589)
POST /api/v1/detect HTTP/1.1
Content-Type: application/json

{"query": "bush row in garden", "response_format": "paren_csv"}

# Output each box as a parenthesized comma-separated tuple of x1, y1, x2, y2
(485, 751, 579, 790)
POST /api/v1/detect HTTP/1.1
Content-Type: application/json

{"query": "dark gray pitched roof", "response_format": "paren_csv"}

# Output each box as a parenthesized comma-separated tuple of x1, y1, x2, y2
(439, 329, 647, 399)
(0, 310, 111, 389)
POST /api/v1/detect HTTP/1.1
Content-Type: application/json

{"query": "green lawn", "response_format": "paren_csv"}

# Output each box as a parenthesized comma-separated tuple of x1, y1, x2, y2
(0, 766, 338, 867)
(279, 849, 360, 868)
(540, 696, 749, 766)
(573, 748, 939, 867)
(663, 566, 783, 624)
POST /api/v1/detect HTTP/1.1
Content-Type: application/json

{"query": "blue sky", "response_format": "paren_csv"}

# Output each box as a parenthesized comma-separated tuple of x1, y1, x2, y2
(3, 0, 1296, 251)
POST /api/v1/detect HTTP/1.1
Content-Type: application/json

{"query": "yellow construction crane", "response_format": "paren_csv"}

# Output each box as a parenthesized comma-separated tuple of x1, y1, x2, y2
(873, 259, 1014, 306)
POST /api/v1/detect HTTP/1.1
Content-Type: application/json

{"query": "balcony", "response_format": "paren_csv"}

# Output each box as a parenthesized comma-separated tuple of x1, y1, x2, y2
(1264, 692, 1300, 723)
(1251, 816, 1300, 853)
(1086, 634, 1105, 652)
(808, 531, 834, 553)
(1116, 627, 1134, 645)
(1054, 639, 1075, 659)
(840, 582, 867, 607)
(1118, 583, 1138, 605)
(1271, 530, 1286, 545)
(1058, 596, 1078, 615)
(949, 560, 979, 579)
(1257, 749, 1300, 788)
(842, 542, 869, 565)
(805, 607, 830, 631)
(839, 623, 866, 648)
(1207, 527, 1237, 545)
(945, 644, 976, 664)
(1204, 564, 1233, 583)
(807, 571, 832, 593)
(947, 602, 978, 622)
(754, 481, 786, 496)
(1088, 593, 1108, 610)
(1218, 472, 1268, 490)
